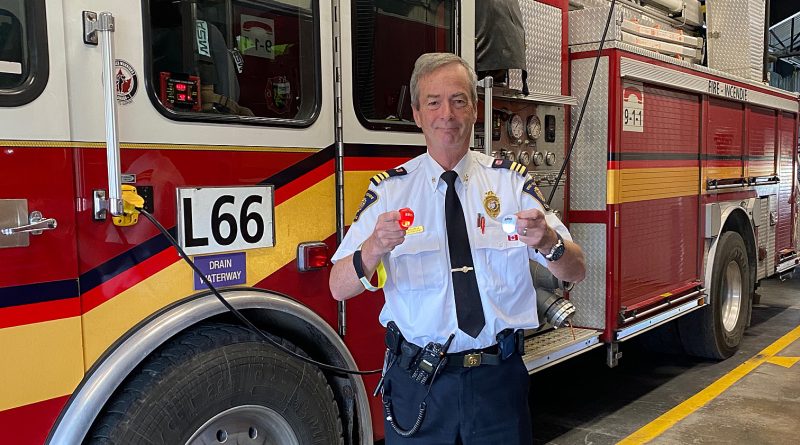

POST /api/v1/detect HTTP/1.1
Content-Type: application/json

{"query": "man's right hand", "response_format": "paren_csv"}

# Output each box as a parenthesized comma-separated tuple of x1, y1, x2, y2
(362, 210, 407, 257)
(330, 210, 408, 301)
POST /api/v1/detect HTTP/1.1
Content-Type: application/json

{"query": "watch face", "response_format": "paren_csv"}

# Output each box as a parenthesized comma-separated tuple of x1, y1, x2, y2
(526, 115, 542, 140)
(507, 113, 525, 140)
(546, 235, 566, 261)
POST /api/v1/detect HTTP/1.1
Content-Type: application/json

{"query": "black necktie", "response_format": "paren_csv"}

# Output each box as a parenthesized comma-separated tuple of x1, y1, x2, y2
(441, 171, 485, 338)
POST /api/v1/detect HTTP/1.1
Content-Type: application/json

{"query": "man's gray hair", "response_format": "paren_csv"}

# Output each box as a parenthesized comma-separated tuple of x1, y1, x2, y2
(409, 53, 478, 109)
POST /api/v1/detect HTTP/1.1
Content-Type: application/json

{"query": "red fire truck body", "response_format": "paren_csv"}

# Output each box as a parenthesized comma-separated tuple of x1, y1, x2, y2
(568, 45, 799, 345)
(0, 1, 797, 444)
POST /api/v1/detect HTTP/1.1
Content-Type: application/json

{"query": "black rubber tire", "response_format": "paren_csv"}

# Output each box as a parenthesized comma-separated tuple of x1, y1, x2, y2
(87, 323, 343, 445)
(635, 320, 685, 355)
(679, 231, 752, 359)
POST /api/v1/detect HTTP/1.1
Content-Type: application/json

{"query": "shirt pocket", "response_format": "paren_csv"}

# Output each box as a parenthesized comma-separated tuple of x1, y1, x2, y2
(473, 226, 527, 295)
(390, 233, 445, 293)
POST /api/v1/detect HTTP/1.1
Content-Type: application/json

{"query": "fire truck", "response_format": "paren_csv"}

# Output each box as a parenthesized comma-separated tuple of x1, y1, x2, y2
(0, 0, 797, 444)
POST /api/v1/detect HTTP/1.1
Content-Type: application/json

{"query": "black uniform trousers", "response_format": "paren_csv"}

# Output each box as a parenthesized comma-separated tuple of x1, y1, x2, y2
(382, 352, 532, 444)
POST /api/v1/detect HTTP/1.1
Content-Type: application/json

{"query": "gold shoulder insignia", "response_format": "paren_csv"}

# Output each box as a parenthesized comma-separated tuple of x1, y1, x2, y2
(491, 158, 528, 176)
(370, 166, 408, 186)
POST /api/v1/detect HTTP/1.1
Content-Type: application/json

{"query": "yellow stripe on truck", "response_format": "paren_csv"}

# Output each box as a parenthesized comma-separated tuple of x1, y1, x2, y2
(607, 167, 700, 204)
(82, 176, 336, 366)
(0, 317, 84, 411)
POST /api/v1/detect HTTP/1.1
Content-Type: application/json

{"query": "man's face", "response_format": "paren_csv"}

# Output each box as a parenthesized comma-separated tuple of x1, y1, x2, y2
(412, 63, 477, 154)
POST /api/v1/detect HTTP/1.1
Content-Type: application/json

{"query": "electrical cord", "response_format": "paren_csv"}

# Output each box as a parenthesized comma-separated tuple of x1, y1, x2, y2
(137, 207, 382, 376)
(547, 0, 617, 206)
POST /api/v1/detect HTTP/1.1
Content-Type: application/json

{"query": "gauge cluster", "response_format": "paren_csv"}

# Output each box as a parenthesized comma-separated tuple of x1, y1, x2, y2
(480, 103, 565, 171)
(476, 102, 567, 215)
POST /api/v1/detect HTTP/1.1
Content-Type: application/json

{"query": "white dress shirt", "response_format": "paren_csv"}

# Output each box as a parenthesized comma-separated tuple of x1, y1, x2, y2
(332, 150, 571, 353)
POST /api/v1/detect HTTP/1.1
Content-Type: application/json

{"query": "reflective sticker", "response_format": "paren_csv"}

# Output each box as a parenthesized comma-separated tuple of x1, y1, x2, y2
(622, 80, 644, 132)
(177, 186, 275, 256)
(354, 190, 378, 222)
(240, 15, 275, 59)
(195, 20, 211, 57)
(193, 252, 246, 290)
(265, 76, 292, 114)
(114, 60, 138, 105)
(0, 60, 21, 74)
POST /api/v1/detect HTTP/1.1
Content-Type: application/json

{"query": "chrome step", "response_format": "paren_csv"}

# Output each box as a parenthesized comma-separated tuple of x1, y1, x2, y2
(522, 327, 603, 373)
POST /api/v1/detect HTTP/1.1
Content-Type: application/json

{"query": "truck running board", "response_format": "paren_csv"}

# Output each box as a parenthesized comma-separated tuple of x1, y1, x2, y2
(522, 327, 603, 374)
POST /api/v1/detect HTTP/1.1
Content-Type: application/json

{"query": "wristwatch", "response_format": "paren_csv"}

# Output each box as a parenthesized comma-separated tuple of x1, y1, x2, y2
(544, 232, 565, 262)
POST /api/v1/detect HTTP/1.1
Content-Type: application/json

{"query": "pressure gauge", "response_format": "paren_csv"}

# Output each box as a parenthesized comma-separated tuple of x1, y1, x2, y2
(526, 115, 542, 140)
(532, 151, 544, 166)
(519, 151, 531, 165)
(545, 152, 556, 166)
(507, 113, 525, 140)
(506, 150, 517, 162)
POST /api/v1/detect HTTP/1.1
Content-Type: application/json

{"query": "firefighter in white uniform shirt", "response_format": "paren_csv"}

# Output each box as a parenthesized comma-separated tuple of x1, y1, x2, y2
(330, 53, 586, 444)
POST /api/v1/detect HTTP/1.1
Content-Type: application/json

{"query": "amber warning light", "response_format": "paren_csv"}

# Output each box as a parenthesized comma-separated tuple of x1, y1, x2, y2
(297, 242, 330, 271)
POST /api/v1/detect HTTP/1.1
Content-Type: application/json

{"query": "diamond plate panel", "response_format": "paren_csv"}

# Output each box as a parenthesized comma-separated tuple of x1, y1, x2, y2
(522, 327, 600, 363)
(509, 0, 561, 95)
(570, 57, 608, 211)
(569, 223, 606, 329)
(747, 3, 765, 80)
(706, 0, 765, 81)
(569, 4, 623, 46)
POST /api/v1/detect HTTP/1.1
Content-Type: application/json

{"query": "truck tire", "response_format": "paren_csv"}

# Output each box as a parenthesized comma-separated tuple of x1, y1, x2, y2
(87, 323, 343, 445)
(679, 231, 751, 359)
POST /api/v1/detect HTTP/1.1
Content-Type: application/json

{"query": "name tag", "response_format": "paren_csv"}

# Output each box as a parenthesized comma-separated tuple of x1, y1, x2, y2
(406, 225, 424, 235)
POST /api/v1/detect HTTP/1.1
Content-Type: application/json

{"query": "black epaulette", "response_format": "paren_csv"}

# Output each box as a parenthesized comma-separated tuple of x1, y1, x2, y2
(491, 158, 528, 176)
(370, 166, 408, 186)
(523, 178, 551, 210)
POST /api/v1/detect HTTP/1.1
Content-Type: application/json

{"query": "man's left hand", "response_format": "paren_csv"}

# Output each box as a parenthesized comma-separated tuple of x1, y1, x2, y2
(515, 209, 558, 251)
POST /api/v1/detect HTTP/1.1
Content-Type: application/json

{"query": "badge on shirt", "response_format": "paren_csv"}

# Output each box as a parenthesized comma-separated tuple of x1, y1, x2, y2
(406, 225, 424, 235)
(483, 191, 500, 219)
(354, 190, 378, 222)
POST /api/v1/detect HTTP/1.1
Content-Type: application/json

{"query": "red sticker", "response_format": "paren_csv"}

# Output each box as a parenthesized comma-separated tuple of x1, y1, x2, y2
(398, 208, 415, 229)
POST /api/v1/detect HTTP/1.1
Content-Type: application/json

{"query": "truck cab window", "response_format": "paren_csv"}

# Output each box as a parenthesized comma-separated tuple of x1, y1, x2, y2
(352, 0, 456, 131)
(147, 0, 319, 125)
(0, 0, 48, 106)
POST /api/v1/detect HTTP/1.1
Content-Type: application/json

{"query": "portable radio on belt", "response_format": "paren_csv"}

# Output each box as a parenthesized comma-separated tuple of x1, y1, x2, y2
(410, 334, 454, 385)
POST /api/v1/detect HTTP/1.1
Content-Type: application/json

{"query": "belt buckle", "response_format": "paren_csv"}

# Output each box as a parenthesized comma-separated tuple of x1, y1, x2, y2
(463, 353, 482, 367)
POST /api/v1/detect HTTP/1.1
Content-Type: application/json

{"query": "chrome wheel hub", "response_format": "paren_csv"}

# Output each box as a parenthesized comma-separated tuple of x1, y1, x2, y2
(721, 261, 743, 332)
(186, 405, 299, 445)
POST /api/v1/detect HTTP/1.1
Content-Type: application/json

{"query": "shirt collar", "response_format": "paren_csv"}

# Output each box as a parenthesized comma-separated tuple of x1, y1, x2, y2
(423, 150, 475, 193)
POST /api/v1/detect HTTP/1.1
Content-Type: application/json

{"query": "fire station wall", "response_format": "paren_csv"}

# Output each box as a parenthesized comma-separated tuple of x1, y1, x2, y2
(777, 112, 797, 253)
(616, 85, 700, 309)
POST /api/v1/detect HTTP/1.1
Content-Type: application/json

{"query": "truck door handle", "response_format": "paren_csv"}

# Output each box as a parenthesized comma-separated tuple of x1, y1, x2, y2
(1, 211, 57, 235)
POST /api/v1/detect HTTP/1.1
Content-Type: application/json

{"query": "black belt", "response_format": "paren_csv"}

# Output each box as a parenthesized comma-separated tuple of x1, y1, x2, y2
(445, 345, 505, 368)
(395, 339, 511, 369)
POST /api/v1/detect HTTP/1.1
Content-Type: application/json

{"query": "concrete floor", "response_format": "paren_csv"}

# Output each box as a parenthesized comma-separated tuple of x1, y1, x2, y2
(530, 274, 800, 445)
